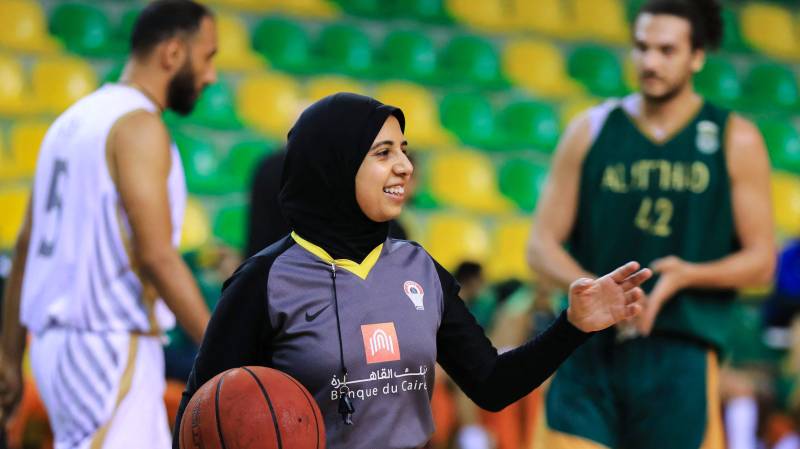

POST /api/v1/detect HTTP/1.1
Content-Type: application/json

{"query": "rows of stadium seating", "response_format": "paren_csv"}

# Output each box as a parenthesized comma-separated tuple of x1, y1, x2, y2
(0, 0, 799, 282)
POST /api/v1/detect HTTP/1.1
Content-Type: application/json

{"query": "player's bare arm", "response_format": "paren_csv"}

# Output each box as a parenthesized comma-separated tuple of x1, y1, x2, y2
(108, 110, 210, 344)
(0, 202, 32, 425)
(635, 113, 776, 334)
(527, 112, 596, 289)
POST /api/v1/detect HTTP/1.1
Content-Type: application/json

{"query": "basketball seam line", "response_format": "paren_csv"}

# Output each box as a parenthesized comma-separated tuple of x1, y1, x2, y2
(242, 367, 284, 449)
(277, 370, 321, 449)
(215, 371, 230, 449)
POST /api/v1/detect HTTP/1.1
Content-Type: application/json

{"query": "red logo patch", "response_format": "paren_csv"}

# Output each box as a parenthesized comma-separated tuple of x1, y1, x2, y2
(361, 322, 401, 364)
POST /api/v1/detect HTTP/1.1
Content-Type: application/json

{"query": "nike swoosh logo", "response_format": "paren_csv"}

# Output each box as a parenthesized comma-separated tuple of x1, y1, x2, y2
(305, 303, 331, 322)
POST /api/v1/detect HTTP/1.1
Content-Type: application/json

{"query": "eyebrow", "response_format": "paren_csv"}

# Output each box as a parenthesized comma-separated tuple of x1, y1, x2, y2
(370, 140, 408, 150)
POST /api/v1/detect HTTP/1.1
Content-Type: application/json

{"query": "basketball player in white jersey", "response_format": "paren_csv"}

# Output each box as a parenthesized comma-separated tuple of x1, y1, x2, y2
(0, 1, 217, 447)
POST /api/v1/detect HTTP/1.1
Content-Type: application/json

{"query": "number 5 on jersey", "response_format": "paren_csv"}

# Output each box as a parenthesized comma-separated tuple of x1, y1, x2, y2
(39, 159, 68, 256)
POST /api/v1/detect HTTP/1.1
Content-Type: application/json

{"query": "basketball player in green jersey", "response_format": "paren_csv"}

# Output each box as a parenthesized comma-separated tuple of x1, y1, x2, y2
(527, 1, 775, 448)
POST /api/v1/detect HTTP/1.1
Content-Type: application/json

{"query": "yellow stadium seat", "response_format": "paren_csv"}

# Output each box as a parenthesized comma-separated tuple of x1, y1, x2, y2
(214, 13, 264, 71)
(31, 57, 97, 114)
(509, 0, 571, 38)
(502, 40, 582, 99)
(485, 218, 534, 282)
(772, 172, 800, 237)
(180, 197, 211, 251)
(306, 76, 367, 102)
(236, 72, 302, 137)
(8, 120, 49, 179)
(559, 97, 600, 128)
(571, 0, 628, 44)
(0, 187, 30, 250)
(374, 81, 453, 148)
(740, 4, 800, 60)
(0, 0, 60, 54)
(275, 0, 340, 19)
(446, 0, 510, 32)
(428, 151, 513, 213)
(425, 214, 491, 270)
(205, 0, 279, 12)
(0, 54, 29, 115)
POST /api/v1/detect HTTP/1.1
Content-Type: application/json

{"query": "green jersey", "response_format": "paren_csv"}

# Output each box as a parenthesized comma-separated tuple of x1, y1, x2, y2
(568, 97, 739, 350)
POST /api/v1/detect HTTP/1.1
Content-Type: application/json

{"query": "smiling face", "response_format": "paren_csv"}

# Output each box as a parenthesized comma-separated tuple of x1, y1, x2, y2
(632, 13, 704, 103)
(355, 115, 413, 222)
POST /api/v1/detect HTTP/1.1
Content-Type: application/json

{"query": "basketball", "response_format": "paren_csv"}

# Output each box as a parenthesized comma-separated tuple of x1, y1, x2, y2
(178, 366, 325, 449)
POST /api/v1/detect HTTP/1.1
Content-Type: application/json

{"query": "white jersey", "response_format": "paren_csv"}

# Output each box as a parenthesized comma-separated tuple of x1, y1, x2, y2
(21, 83, 185, 335)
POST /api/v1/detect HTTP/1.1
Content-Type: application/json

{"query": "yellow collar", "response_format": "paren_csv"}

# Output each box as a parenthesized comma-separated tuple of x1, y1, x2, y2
(291, 231, 383, 280)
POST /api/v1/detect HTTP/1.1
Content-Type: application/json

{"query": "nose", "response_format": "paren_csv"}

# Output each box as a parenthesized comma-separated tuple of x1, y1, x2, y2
(394, 152, 413, 178)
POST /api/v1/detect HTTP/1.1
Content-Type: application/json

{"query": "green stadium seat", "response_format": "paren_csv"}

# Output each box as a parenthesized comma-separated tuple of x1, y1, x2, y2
(495, 100, 560, 151)
(49, 3, 121, 56)
(220, 139, 273, 191)
(315, 23, 374, 76)
(185, 81, 242, 129)
(379, 30, 437, 82)
(332, 0, 387, 18)
(174, 133, 235, 195)
(759, 119, 800, 174)
(117, 7, 140, 48)
(721, 8, 749, 53)
(498, 158, 549, 212)
(741, 63, 799, 112)
(567, 45, 627, 97)
(694, 56, 741, 108)
(252, 17, 313, 73)
(403, 0, 451, 23)
(439, 92, 494, 147)
(213, 204, 247, 251)
(438, 35, 503, 87)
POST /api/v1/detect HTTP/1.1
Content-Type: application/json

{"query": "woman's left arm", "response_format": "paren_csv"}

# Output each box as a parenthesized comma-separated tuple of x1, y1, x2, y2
(436, 261, 650, 412)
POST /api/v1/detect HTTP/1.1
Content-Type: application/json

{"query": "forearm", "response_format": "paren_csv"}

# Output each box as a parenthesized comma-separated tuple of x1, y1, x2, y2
(528, 238, 594, 290)
(140, 252, 209, 344)
(684, 247, 774, 290)
(456, 312, 589, 412)
(1, 237, 30, 362)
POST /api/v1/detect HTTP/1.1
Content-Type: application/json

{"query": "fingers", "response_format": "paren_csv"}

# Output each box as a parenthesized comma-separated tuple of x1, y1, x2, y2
(569, 277, 594, 294)
(620, 268, 653, 291)
(624, 287, 645, 305)
(608, 261, 640, 283)
(624, 302, 643, 319)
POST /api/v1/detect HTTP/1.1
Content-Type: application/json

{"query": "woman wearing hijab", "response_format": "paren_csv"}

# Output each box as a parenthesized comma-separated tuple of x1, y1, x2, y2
(172, 93, 651, 449)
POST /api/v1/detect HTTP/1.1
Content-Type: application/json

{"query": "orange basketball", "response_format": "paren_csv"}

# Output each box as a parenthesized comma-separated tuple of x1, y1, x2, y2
(179, 366, 325, 449)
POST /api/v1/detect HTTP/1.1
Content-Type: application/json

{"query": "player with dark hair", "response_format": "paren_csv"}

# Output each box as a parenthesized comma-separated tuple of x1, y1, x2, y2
(173, 92, 653, 449)
(0, 1, 217, 447)
(528, 1, 774, 448)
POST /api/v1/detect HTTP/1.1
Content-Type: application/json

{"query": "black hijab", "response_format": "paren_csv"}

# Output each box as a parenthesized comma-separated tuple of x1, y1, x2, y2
(278, 93, 405, 263)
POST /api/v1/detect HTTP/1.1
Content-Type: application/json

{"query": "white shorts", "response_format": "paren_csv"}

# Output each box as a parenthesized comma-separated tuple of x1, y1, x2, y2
(30, 329, 171, 449)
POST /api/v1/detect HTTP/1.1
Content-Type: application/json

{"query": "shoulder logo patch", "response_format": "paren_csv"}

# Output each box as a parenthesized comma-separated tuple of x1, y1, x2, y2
(403, 281, 425, 310)
(696, 120, 720, 155)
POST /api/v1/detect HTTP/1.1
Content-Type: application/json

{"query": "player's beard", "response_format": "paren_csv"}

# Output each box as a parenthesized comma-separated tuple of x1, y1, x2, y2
(640, 71, 692, 104)
(167, 59, 200, 116)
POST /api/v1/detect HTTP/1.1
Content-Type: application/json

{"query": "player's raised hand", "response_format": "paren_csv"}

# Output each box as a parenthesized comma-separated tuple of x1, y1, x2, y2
(566, 262, 652, 333)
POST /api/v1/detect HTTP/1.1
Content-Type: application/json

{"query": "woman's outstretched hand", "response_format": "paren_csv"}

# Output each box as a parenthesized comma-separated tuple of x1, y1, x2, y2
(566, 261, 652, 333)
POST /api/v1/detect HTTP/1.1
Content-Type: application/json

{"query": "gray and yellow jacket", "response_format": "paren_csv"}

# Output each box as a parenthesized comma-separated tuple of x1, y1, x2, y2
(173, 233, 591, 449)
